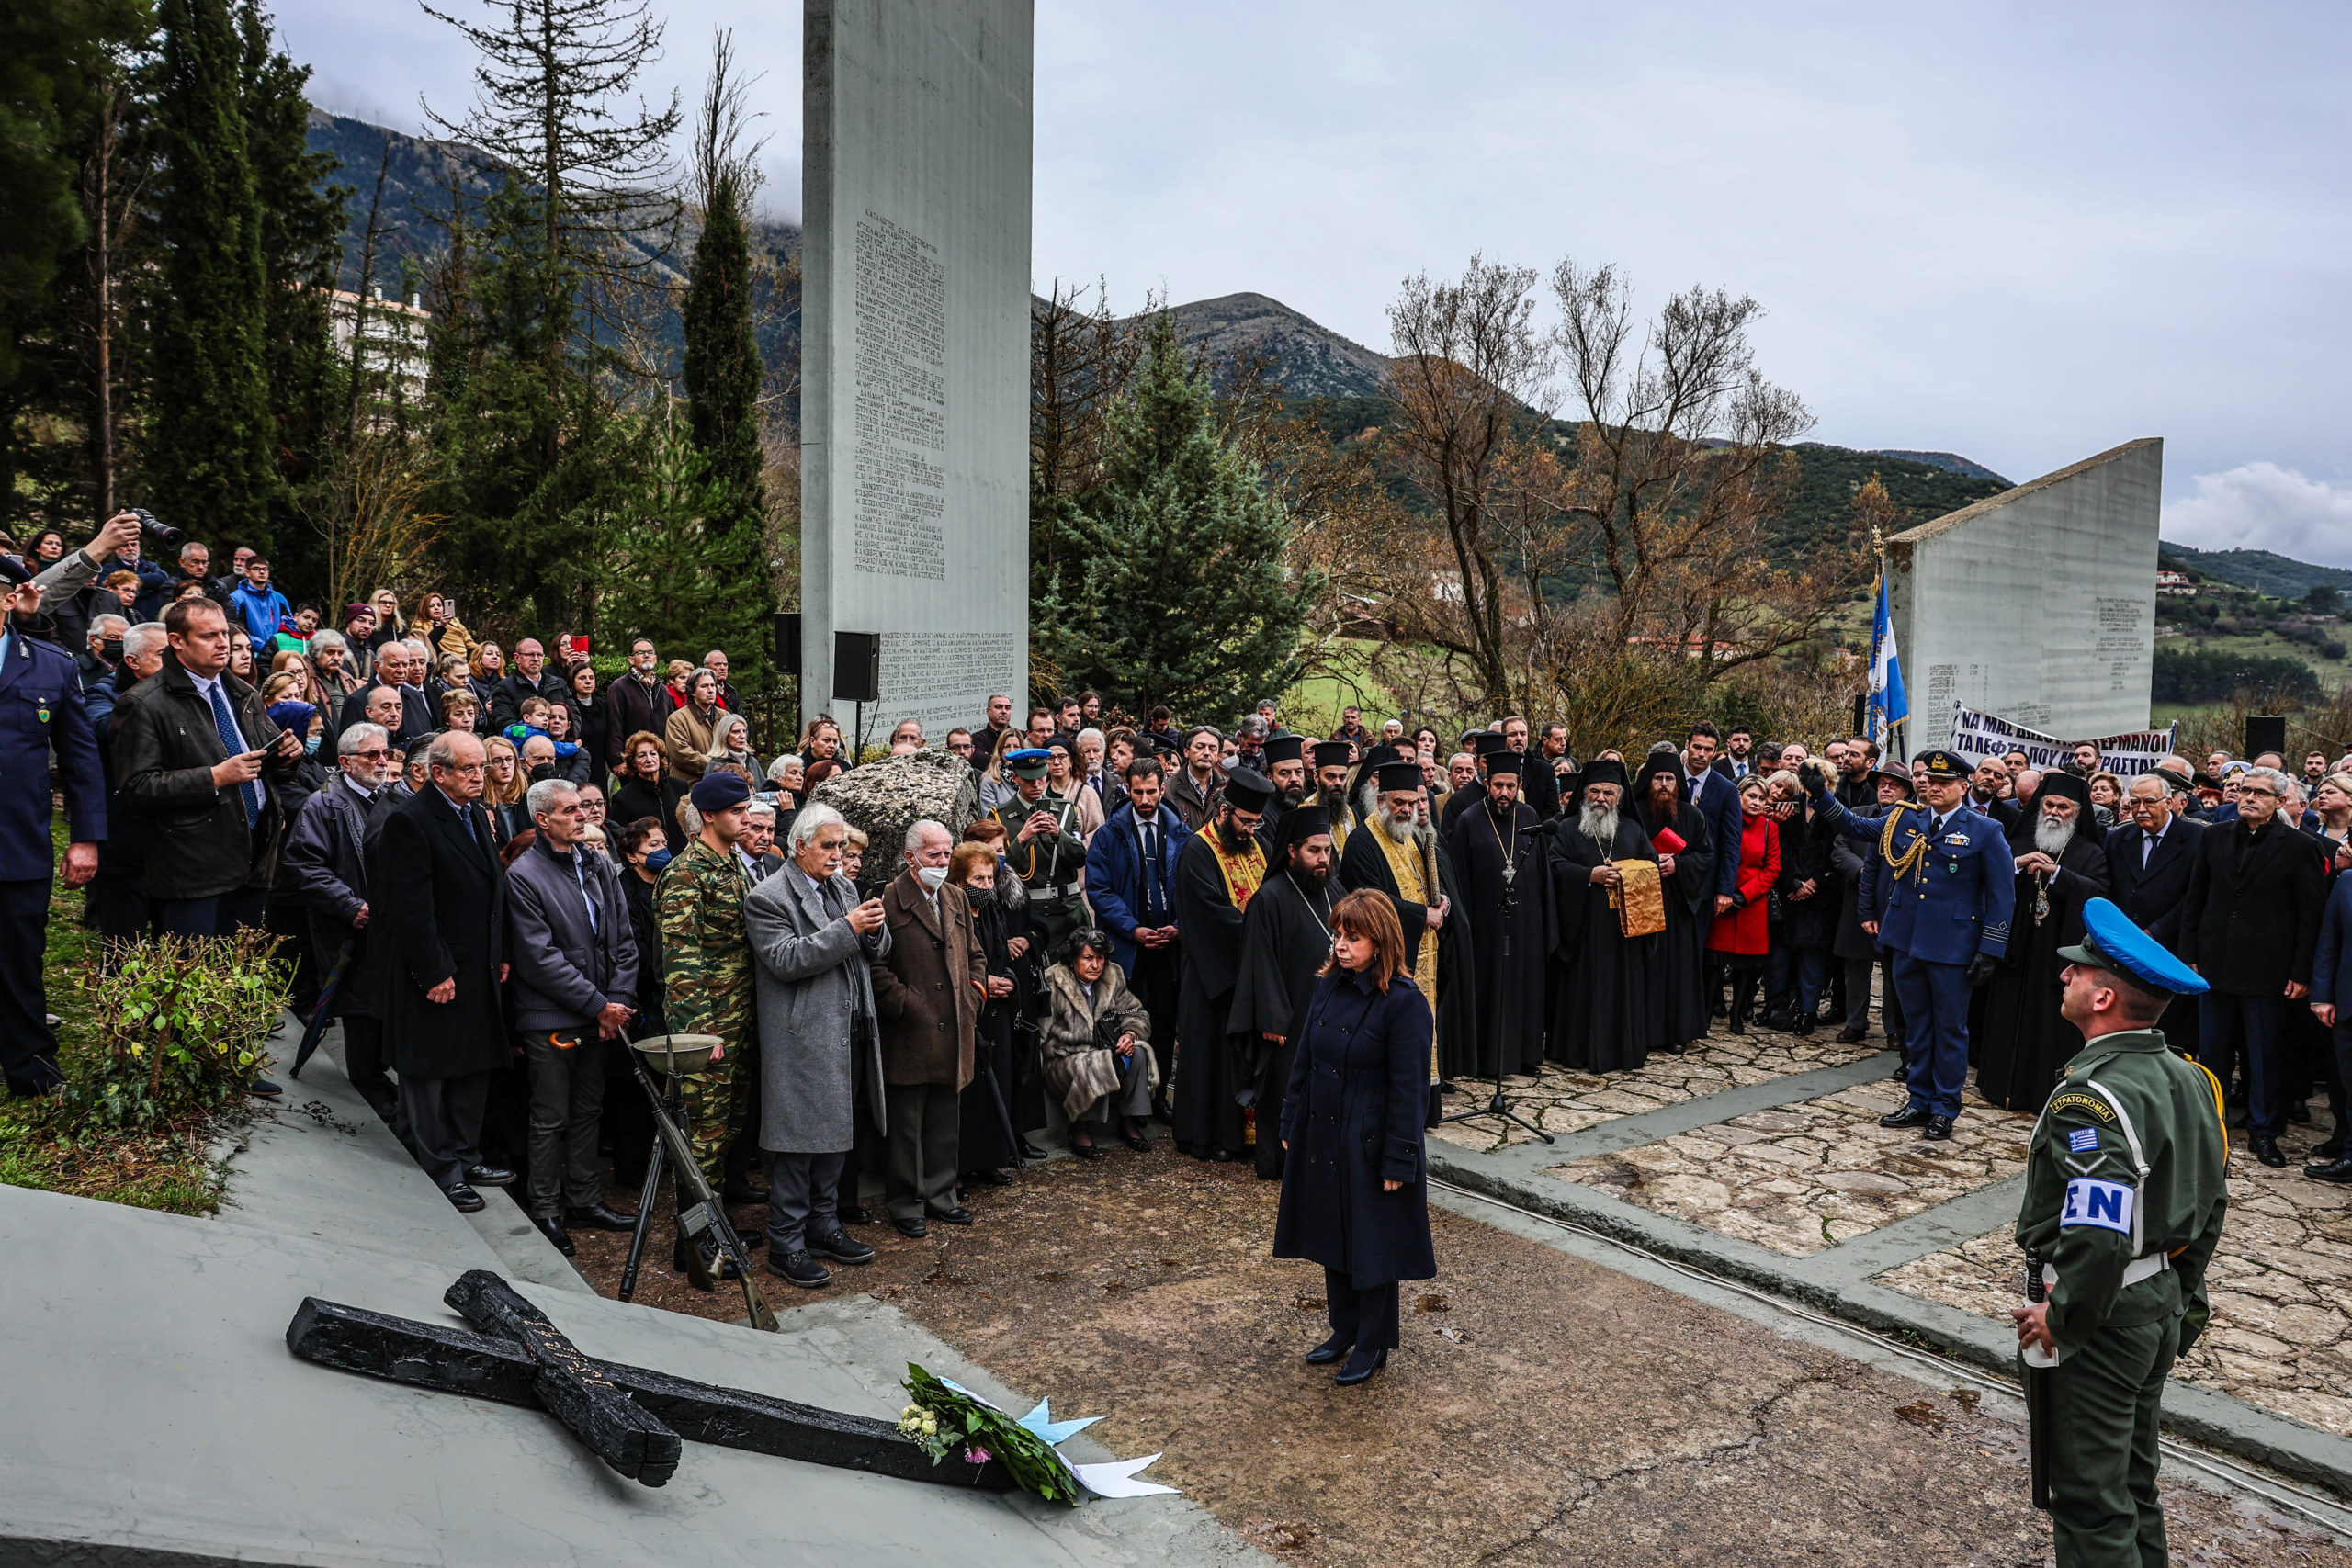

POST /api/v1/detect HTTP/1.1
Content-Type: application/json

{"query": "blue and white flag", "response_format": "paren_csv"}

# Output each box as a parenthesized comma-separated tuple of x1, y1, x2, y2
(1869, 573, 1907, 751)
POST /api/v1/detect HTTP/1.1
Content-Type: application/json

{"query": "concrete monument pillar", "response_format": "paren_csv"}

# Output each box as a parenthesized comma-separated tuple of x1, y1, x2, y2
(1887, 437, 2163, 753)
(800, 0, 1033, 749)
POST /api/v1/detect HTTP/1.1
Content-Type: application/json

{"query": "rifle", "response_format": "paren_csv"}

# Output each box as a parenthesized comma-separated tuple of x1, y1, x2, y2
(618, 1034, 777, 1332)
(2023, 1247, 2052, 1510)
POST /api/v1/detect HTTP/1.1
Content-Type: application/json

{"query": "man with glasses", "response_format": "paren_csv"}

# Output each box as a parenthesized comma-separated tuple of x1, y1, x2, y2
(282, 723, 399, 1119)
(2177, 765, 2327, 1168)
(604, 637, 665, 773)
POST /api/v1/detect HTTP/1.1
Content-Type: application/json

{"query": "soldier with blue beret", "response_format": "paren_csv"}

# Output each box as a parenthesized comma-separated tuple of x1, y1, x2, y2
(1807, 748, 2016, 1139)
(0, 556, 107, 1096)
(2013, 897, 2227, 1568)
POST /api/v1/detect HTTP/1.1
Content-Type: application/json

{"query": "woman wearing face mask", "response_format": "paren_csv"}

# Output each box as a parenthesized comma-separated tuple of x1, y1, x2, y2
(949, 843, 1029, 1185)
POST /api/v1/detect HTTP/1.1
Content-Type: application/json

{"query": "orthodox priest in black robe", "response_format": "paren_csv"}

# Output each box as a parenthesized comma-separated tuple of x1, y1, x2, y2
(1447, 750, 1550, 1077)
(1310, 740, 1360, 856)
(1632, 752, 1717, 1053)
(1547, 758, 1664, 1072)
(1229, 807, 1340, 1180)
(1170, 769, 1276, 1162)
(1342, 759, 1478, 1099)
(1975, 771, 2110, 1111)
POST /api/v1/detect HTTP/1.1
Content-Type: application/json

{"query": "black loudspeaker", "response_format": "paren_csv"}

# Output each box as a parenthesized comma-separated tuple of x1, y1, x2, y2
(773, 612, 800, 676)
(2245, 715, 2286, 758)
(1851, 694, 1869, 738)
(832, 631, 880, 703)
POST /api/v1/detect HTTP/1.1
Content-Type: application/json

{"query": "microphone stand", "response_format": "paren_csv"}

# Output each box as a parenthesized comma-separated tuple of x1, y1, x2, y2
(1442, 817, 1553, 1144)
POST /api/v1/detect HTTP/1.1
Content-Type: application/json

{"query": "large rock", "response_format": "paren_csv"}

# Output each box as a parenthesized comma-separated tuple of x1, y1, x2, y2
(808, 748, 978, 874)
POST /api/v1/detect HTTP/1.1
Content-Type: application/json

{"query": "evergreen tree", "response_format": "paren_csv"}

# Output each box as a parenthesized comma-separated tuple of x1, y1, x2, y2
(237, 0, 344, 584)
(150, 0, 273, 548)
(1064, 312, 1316, 724)
(680, 29, 765, 539)
(594, 412, 770, 678)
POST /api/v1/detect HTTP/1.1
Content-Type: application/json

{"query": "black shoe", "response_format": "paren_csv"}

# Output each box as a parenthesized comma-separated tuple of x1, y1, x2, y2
(1335, 1348, 1388, 1386)
(807, 1228, 876, 1264)
(893, 1216, 929, 1239)
(1018, 1139, 1050, 1161)
(6, 1066, 64, 1099)
(445, 1183, 485, 1213)
(465, 1164, 516, 1188)
(767, 1247, 831, 1289)
(2253, 1136, 2286, 1169)
(2312, 1136, 2347, 1162)
(564, 1201, 636, 1232)
(247, 1077, 284, 1098)
(969, 1168, 1013, 1186)
(1727, 1016, 1747, 1036)
(1923, 1114, 1954, 1142)
(1121, 1126, 1149, 1152)
(1816, 1009, 1846, 1027)
(1836, 1024, 1869, 1044)
(722, 1180, 764, 1203)
(1069, 1138, 1102, 1159)
(531, 1214, 575, 1256)
(1306, 1334, 1353, 1366)
(2305, 1157, 2352, 1183)
(840, 1202, 875, 1225)
(1212, 1149, 1235, 1163)
(1792, 1012, 1816, 1037)
(1880, 1106, 1931, 1129)
(934, 1206, 975, 1226)
(2288, 1102, 2313, 1126)
(1710, 999, 1728, 1019)
(1890, 1062, 1910, 1082)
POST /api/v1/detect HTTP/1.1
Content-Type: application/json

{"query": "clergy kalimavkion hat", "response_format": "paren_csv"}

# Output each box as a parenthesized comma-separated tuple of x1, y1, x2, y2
(1581, 758, 1629, 790)
(1263, 734, 1306, 766)
(1361, 743, 1403, 772)
(1375, 760, 1424, 794)
(1914, 750, 1971, 781)
(1313, 740, 1353, 771)
(1469, 731, 1510, 757)
(1008, 747, 1052, 779)
(689, 771, 752, 812)
(2057, 897, 2209, 999)
(1222, 767, 1276, 810)
(2038, 770, 2092, 809)
(1485, 750, 1524, 776)
(1277, 804, 1333, 847)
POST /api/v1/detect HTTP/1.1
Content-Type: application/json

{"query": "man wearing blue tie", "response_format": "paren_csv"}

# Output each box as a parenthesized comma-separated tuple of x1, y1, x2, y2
(1807, 750, 2015, 1140)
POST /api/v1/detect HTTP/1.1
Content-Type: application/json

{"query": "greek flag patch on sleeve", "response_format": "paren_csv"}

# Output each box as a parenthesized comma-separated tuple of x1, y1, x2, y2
(2062, 1178, 2134, 1234)
(2066, 1127, 2099, 1154)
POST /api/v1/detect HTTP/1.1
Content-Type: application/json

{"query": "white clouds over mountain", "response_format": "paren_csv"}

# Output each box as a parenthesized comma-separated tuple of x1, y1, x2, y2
(2162, 463, 2352, 567)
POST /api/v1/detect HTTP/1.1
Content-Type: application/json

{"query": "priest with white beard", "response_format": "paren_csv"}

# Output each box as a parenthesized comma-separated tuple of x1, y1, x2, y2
(1545, 758, 1664, 1072)
(1340, 759, 1477, 1092)
(1973, 769, 2110, 1110)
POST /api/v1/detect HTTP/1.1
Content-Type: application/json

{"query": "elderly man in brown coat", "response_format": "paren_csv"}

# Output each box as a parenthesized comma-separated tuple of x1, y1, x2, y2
(870, 818, 989, 1236)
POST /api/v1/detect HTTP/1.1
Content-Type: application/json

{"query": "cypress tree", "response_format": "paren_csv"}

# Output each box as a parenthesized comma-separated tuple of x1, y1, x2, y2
(681, 160, 765, 536)
(151, 0, 274, 548)
(1065, 312, 1316, 723)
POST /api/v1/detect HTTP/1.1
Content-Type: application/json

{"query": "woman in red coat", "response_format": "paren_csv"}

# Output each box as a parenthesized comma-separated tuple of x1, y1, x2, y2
(1706, 773, 1781, 1034)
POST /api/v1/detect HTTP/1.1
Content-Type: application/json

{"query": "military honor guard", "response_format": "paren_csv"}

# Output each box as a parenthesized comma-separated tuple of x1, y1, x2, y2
(1811, 750, 2015, 1139)
(992, 748, 1089, 952)
(2013, 898, 2227, 1568)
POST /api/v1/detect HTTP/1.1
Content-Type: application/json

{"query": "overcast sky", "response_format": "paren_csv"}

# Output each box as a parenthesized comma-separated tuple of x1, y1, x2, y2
(286, 0, 2352, 565)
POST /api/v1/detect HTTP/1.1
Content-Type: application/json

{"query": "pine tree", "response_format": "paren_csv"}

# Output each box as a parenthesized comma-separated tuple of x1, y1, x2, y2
(150, 0, 273, 548)
(1064, 312, 1316, 724)
(594, 412, 770, 675)
(680, 29, 766, 540)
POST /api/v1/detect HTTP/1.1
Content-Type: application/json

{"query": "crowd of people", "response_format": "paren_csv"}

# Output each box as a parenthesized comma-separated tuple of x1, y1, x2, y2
(6, 511, 2352, 1305)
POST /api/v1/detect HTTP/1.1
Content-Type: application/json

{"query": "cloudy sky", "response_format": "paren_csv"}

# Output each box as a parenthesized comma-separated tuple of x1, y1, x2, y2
(285, 0, 2352, 564)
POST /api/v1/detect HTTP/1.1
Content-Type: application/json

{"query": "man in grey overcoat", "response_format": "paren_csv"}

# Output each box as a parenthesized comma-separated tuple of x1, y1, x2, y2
(742, 801, 889, 1289)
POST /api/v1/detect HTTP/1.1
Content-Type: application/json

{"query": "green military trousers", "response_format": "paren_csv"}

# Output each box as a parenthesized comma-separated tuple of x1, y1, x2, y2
(674, 1040, 753, 1192)
(2042, 1314, 2178, 1568)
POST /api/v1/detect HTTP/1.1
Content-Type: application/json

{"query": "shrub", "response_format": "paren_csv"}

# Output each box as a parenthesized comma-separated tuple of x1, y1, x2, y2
(59, 931, 291, 1130)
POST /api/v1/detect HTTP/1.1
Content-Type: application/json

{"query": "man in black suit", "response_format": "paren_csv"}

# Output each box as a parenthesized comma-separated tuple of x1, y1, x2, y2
(2177, 764, 2325, 1168)
(488, 637, 569, 730)
(1679, 722, 1744, 918)
(373, 728, 514, 1211)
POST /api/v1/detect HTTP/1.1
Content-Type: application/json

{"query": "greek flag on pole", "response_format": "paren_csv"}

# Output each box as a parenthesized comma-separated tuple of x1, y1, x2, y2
(1869, 573, 1907, 749)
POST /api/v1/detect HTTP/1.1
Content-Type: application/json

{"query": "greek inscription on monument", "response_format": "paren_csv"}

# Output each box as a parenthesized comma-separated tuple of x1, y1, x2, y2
(881, 631, 1023, 733)
(853, 211, 947, 581)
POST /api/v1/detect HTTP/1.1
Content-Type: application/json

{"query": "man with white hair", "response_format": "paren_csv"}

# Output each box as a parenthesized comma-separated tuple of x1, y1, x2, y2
(1975, 770, 2113, 1111)
(1339, 757, 1466, 1082)
(79, 611, 129, 691)
(1546, 758, 1663, 1071)
(2177, 763, 2326, 1168)
(869, 818, 988, 1236)
(281, 722, 398, 1117)
(742, 803, 888, 1287)
(738, 798, 781, 882)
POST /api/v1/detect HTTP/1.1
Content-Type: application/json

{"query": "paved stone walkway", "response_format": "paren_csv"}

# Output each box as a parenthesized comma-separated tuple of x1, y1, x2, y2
(1429, 1031, 1879, 1153)
(1880, 1118, 2352, 1439)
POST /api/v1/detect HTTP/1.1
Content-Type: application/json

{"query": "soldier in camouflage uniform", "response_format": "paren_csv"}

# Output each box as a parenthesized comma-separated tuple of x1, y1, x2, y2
(658, 773, 755, 1276)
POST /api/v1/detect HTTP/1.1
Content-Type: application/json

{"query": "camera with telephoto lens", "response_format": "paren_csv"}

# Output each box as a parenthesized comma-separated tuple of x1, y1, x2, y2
(130, 508, 183, 548)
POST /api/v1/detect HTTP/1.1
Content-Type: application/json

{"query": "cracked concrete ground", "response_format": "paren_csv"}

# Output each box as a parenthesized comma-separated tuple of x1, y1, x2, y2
(572, 1141, 2349, 1568)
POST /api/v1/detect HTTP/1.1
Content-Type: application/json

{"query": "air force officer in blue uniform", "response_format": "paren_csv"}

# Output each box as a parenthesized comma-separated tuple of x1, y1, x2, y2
(1807, 750, 2013, 1139)
(0, 558, 107, 1096)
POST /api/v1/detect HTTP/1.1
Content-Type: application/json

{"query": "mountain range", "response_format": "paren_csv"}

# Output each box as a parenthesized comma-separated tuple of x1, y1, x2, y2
(2156, 542, 2352, 600)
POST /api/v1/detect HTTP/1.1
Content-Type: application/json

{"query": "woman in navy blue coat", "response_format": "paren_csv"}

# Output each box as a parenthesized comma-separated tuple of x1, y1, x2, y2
(1272, 888, 1436, 1386)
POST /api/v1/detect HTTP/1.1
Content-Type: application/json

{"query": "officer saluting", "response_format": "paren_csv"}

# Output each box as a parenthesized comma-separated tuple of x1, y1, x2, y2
(0, 556, 107, 1097)
(1808, 749, 2014, 1140)
(2014, 897, 2226, 1568)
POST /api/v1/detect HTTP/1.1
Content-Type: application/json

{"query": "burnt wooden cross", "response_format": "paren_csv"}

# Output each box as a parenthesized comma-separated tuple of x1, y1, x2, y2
(287, 1269, 1009, 1493)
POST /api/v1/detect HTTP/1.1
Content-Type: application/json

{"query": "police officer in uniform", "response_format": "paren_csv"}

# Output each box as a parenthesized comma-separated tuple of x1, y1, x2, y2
(0, 558, 106, 1096)
(1808, 749, 2014, 1139)
(2014, 897, 2226, 1568)
(993, 748, 1088, 953)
